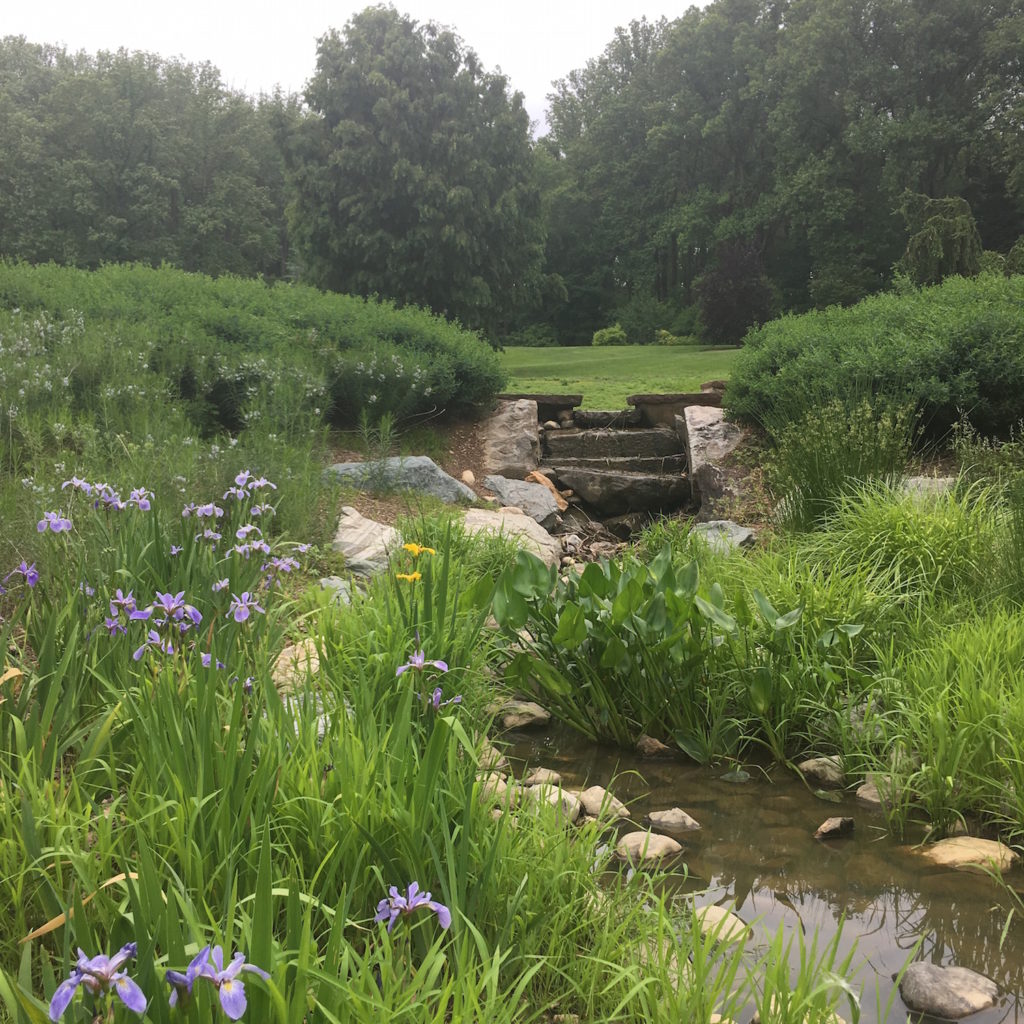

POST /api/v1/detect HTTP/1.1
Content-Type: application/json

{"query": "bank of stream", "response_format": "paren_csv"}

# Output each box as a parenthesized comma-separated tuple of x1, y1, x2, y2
(509, 726, 1024, 1024)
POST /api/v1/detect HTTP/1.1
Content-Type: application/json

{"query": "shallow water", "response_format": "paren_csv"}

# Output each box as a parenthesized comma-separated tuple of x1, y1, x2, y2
(508, 727, 1024, 1023)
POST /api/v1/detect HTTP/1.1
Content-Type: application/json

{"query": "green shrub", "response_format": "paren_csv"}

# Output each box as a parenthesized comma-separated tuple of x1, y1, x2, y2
(592, 322, 628, 346)
(767, 396, 919, 529)
(726, 273, 1024, 438)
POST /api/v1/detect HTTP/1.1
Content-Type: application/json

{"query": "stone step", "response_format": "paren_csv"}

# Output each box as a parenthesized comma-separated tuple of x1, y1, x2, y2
(548, 454, 688, 475)
(555, 466, 690, 515)
(542, 426, 682, 460)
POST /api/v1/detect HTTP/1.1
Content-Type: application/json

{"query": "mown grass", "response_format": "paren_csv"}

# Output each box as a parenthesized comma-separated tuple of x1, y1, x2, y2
(499, 345, 740, 408)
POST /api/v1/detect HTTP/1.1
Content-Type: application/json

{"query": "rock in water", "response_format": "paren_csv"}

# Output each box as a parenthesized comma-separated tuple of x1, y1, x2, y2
(694, 904, 748, 944)
(483, 399, 540, 478)
(615, 831, 683, 863)
(577, 786, 629, 819)
(522, 767, 562, 787)
(798, 755, 846, 788)
(491, 699, 551, 730)
(331, 506, 400, 576)
(919, 836, 1019, 873)
(648, 807, 702, 832)
(814, 816, 854, 839)
(899, 962, 998, 1019)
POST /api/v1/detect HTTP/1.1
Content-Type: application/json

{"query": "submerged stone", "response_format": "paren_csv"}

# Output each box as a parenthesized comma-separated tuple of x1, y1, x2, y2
(814, 816, 854, 839)
(648, 807, 702, 832)
(899, 962, 998, 1019)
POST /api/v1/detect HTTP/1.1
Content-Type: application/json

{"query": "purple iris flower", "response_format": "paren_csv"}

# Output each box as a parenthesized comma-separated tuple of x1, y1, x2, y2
(196, 503, 224, 519)
(250, 503, 275, 517)
(78, 581, 95, 597)
(429, 687, 463, 711)
(61, 476, 92, 495)
(197, 528, 222, 543)
(228, 592, 265, 623)
(232, 543, 251, 559)
(182, 502, 198, 518)
(251, 540, 271, 555)
(212, 578, 230, 592)
(5, 560, 39, 588)
(295, 543, 310, 554)
(37, 511, 72, 533)
(223, 486, 247, 501)
(203, 946, 270, 1020)
(165, 946, 211, 1008)
(104, 616, 127, 638)
(49, 943, 146, 1020)
(94, 485, 126, 510)
(234, 470, 253, 487)
(109, 589, 136, 616)
(374, 882, 452, 933)
(133, 630, 174, 661)
(127, 488, 152, 511)
(396, 635, 449, 677)
(170, 545, 183, 556)
(247, 477, 276, 491)
(200, 652, 226, 669)
(235, 524, 261, 540)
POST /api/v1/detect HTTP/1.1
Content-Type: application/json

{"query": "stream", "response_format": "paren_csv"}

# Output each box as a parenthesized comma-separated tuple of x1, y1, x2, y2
(508, 726, 1024, 1023)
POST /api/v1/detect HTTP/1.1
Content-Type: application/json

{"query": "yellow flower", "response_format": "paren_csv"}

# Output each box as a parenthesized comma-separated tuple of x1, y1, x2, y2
(402, 543, 436, 557)
(395, 571, 422, 582)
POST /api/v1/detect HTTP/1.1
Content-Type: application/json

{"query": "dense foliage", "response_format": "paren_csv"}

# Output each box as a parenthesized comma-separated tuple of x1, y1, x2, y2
(288, 7, 545, 337)
(724, 273, 1024, 437)
(538, 0, 1024, 344)
(0, 37, 294, 278)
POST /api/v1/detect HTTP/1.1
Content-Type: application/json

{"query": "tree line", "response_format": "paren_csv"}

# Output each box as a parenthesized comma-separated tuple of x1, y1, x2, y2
(1, 0, 1023, 345)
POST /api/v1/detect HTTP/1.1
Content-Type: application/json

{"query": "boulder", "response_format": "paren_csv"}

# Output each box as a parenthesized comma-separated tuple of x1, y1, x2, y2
(461, 469, 476, 486)
(318, 576, 353, 605)
(856, 773, 898, 811)
(899, 962, 998, 1019)
(331, 506, 401, 576)
(522, 784, 582, 823)
(577, 785, 629, 819)
(462, 507, 561, 566)
(483, 400, 540, 478)
(648, 807, 702, 833)
(522, 767, 562, 787)
(615, 831, 683, 864)
(525, 470, 569, 511)
(798, 755, 846, 788)
(328, 456, 475, 503)
(483, 475, 561, 527)
(919, 837, 1018, 874)
(903, 475, 956, 500)
(542, 420, 560, 430)
(491, 699, 551, 730)
(677, 407, 745, 509)
(814, 816, 854, 839)
(272, 637, 320, 693)
(690, 520, 756, 556)
(695, 904, 748, 944)
(477, 736, 509, 773)
(477, 773, 509, 801)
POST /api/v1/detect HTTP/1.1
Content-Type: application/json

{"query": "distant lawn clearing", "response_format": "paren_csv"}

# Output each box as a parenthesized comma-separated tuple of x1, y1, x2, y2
(499, 345, 741, 409)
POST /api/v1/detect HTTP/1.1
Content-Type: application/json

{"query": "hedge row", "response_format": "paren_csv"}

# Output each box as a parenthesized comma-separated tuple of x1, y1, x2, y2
(725, 273, 1024, 438)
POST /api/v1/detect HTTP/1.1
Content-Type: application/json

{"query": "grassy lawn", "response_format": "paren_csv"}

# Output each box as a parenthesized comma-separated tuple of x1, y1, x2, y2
(499, 345, 741, 408)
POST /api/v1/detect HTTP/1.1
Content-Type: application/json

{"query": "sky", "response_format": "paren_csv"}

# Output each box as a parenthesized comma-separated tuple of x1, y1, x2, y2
(5, 1, 704, 132)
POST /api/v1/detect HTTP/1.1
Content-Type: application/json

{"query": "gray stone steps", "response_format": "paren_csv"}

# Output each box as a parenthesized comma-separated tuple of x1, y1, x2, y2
(548, 453, 688, 475)
(555, 466, 690, 515)
(543, 426, 681, 460)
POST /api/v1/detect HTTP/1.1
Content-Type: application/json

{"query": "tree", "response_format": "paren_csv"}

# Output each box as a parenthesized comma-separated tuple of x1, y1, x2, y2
(288, 6, 545, 337)
(897, 192, 982, 285)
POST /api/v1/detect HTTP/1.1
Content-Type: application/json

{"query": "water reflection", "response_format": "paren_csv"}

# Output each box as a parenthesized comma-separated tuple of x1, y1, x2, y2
(508, 728, 1024, 1024)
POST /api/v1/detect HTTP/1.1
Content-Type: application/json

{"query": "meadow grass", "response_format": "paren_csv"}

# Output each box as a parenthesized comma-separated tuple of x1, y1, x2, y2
(498, 346, 740, 408)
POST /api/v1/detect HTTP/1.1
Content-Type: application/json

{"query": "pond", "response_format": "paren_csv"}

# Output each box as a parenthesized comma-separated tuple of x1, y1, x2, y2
(509, 727, 1023, 1024)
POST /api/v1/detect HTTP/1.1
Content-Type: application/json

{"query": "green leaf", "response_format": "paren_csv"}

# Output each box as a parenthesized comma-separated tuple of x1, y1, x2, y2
(814, 789, 844, 804)
(695, 594, 737, 634)
(753, 588, 779, 624)
(552, 603, 587, 648)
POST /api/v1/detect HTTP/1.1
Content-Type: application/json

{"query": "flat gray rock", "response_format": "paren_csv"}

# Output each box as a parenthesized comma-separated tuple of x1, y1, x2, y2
(483, 475, 561, 527)
(318, 576, 353, 604)
(331, 506, 400, 576)
(328, 455, 475, 504)
(483, 399, 540, 478)
(899, 962, 998, 1019)
(691, 520, 755, 555)
(677, 407, 745, 508)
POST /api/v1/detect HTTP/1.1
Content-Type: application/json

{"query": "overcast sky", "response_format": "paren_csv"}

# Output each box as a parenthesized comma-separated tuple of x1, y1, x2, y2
(5, 1, 704, 131)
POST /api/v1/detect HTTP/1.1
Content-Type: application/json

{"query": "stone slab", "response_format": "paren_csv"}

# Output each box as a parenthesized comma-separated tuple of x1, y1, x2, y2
(462, 506, 561, 566)
(483, 399, 541, 478)
(483, 475, 561, 527)
(328, 455, 474, 503)
(331, 506, 401, 576)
